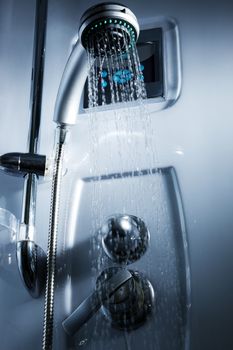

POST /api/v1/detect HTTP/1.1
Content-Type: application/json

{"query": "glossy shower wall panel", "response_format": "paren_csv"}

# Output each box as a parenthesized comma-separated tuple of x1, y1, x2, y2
(0, 0, 35, 153)
(56, 168, 190, 350)
(42, 0, 233, 349)
(0, 0, 233, 349)
(0, 0, 36, 226)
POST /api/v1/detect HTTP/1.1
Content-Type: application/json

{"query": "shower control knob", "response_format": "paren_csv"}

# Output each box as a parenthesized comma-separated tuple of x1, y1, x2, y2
(97, 267, 155, 330)
(101, 214, 150, 264)
(62, 268, 133, 336)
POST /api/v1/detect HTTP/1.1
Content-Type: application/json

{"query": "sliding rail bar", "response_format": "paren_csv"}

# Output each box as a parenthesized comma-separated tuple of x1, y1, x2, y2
(17, 0, 48, 298)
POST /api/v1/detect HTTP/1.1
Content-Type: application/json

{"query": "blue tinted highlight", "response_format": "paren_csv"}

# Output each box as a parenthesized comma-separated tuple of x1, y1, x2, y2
(99, 65, 144, 86)
(101, 70, 108, 78)
(139, 64, 145, 71)
(101, 79, 107, 88)
(139, 74, 144, 81)
(113, 69, 132, 85)
(113, 75, 120, 83)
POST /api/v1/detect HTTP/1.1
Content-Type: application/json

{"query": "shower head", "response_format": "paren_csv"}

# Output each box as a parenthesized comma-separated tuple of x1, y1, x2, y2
(79, 2, 140, 56)
(54, 2, 140, 125)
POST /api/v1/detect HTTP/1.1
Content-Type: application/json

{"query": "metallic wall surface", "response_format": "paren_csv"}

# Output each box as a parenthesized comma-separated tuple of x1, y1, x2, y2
(0, 0, 233, 349)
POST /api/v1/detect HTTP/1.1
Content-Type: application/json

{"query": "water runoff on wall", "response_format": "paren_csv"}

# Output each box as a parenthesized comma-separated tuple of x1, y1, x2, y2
(86, 25, 158, 175)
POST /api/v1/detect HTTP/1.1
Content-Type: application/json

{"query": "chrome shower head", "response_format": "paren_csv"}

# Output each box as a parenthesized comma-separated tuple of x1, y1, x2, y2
(54, 3, 140, 125)
(79, 2, 140, 56)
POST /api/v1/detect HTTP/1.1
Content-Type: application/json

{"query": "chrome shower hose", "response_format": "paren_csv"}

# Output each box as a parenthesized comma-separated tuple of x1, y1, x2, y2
(42, 125, 67, 350)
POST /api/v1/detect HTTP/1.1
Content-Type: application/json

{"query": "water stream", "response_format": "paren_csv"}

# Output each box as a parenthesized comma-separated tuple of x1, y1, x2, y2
(51, 21, 192, 350)
(84, 27, 161, 349)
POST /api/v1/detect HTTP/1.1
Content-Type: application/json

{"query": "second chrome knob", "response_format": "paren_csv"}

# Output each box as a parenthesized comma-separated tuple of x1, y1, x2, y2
(100, 214, 150, 264)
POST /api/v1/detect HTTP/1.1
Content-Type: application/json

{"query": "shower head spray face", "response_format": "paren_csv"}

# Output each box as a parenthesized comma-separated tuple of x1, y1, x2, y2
(79, 2, 140, 56)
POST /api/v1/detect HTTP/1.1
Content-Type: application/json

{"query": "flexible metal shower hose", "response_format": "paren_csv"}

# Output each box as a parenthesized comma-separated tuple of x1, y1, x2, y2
(42, 126, 67, 350)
